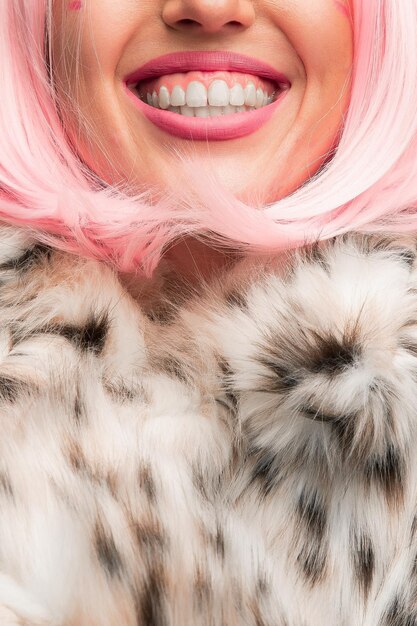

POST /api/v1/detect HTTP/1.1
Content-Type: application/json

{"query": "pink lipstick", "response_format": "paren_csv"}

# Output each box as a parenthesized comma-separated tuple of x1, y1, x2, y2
(124, 51, 291, 141)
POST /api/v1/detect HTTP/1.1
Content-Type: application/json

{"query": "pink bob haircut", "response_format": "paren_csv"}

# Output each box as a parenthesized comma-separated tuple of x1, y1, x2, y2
(1, 1, 417, 274)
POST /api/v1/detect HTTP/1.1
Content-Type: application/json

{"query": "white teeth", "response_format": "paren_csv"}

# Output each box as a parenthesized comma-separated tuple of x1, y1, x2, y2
(208, 80, 229, 106)
(142, 81, 275, 114)
(171, 85, 186, 106)
(255, 87, 264, 109)
(186, 81, 207, 107)
(244, 82, 257, 106)
(209, 105, 223, 117)
(180, 105, 194, 117)
(161, 104, 255, 118)
(158, 85, 170, 109)
(229, 84, 245, 106)
(195, 106, 210, 118)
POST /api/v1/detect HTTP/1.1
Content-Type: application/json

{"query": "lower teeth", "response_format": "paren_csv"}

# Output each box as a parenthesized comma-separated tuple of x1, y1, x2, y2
(139, 95, 275, 117)
(175, 104, 255, 117)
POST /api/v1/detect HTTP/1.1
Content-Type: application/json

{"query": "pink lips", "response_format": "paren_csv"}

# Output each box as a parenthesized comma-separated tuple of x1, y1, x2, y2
(123, 51, 291, 141)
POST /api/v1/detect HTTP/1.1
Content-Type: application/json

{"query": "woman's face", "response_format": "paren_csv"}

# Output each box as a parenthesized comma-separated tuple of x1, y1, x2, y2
(52, 0, 353, 203)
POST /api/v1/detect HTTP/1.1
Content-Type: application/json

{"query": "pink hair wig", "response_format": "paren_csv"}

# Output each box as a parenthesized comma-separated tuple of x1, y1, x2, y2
(1, 1, 417, 274)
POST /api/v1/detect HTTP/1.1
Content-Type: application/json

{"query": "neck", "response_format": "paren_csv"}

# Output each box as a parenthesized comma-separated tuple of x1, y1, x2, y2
(163, 237, 237, 284)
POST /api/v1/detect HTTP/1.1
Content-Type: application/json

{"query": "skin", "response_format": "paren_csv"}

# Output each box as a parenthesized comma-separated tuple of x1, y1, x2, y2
(52, 0, 353, 276)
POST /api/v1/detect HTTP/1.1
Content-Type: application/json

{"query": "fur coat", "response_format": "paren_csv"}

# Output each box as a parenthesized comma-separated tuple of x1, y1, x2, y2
(0, 223, 417, 626)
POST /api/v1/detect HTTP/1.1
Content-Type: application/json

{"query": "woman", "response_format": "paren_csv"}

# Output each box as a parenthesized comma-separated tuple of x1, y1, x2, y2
(0, 1, 417, 624)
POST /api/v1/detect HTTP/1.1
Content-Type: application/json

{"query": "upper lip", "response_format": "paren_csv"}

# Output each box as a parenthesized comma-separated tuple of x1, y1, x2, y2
(124, 51, 291, 88)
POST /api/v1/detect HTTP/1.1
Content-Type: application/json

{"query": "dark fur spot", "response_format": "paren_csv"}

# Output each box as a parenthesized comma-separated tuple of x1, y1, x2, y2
(53, 312, 109, 355)
(94, 521, 123, 578)
(66, 439, 88, 473)
(351, 530, 375, 597)
(369, 240, 416, 270)
(133, 520, 167, 555)
(256, 359, 300, 393)
(215, 396, 233, 413)
(66, 441, 117, 497)
(363, 237, 392, 256)
(381, 596, 417, 626)
(203, 523, 226, 561)
(130, 518, 168, 626)
(0, 472, 14, 498)
(105, 471, 118, 498)
(0, 376, 24, 403)
(402, 250, 416, 268)
(135, 565, 167, 626)
(411, 514, 417, 539)
(217, 357, 239, 413)
(74, 383, 84, 423)
(214, 524, 225, 560)
(332, 414, 358, 454)
(193, 567, 213, 613)
(256, 573, 271, 597)
(302, 241, 330, 273)
(390, 247, 416, 269)
(8, 326, 28, 349)
(308, 330, 360, 374)
(399, 339, 417, 359)
(145, 301, 178, 325)
(192, 466, 224, 505)
(256, 323, 360, 397)
(364, 444, 405, 505)
(251, 447, 282, 496)
(192, 468, 210, 502)
(222, 388, 239, 414)
(156, 356, 188, 383)
(225, 289, 248, 311)
(295, 487, 328, 584)
(218, 357, 232, 378)
(301, 405, 335, 423)
(103, 379, 141, 403)
(296, 541, 327, 586)
(0, 243, 52, 273)
(138, 465, 157, 504)
(296, 488, 327, 539)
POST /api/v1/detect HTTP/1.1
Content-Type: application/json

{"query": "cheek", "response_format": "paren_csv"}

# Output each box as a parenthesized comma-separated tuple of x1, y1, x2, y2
(58, 0, 141, 84)
(333, 0, 351, 18)
(278, 0, 353, 80)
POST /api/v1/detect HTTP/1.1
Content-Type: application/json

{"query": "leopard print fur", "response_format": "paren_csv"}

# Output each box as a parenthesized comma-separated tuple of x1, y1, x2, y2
(1, 224, 417, 625)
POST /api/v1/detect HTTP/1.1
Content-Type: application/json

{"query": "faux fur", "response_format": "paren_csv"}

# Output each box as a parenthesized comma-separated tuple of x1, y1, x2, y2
(1, 224, 417, 625)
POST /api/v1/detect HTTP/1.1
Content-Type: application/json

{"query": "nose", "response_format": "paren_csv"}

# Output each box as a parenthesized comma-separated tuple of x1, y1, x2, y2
(161, 0, 256, 35)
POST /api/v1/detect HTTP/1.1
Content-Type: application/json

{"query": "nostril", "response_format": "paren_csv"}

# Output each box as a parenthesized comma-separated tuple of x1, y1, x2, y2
(177, 19, 200, 26)
(162, 1, 256, 33)
(176, 18, 244, 28)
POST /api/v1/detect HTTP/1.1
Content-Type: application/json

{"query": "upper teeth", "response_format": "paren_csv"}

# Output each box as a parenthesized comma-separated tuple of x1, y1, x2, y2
(140, 80, 275, 112)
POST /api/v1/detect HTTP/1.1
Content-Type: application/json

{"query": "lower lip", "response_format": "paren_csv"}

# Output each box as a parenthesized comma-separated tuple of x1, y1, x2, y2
(123, 85, 289, 141)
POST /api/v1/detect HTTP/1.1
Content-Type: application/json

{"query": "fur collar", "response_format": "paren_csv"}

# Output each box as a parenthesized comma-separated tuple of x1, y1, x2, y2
(1, 223, 417, 625)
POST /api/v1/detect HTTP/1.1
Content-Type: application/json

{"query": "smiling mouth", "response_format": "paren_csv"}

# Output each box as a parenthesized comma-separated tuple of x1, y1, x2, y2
(130, 70, 283, 118)
(124, 51, 290, 140)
